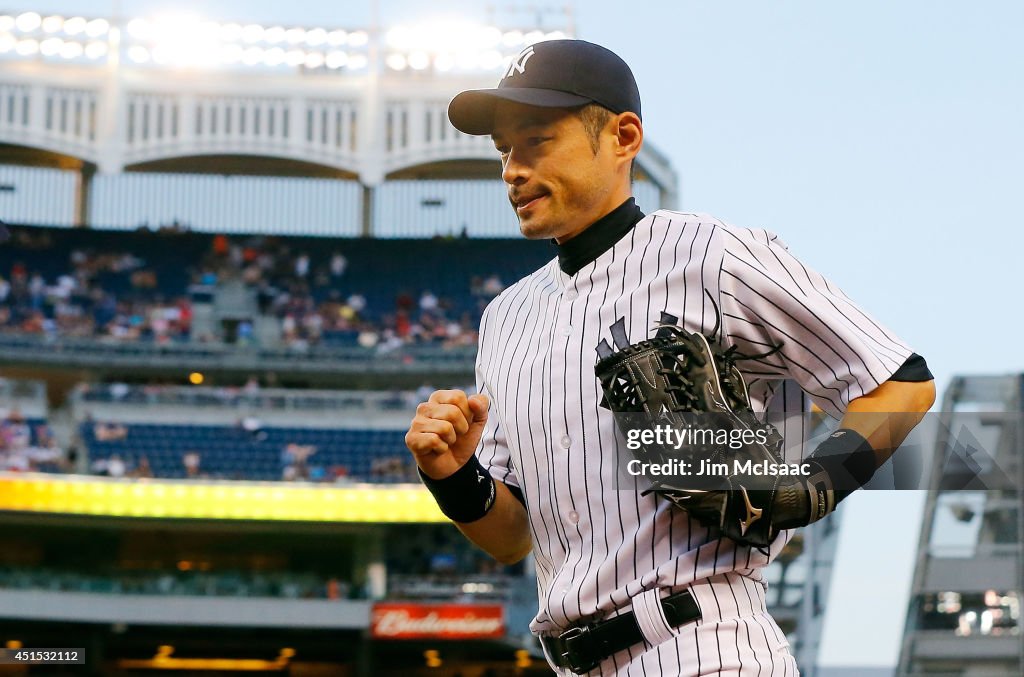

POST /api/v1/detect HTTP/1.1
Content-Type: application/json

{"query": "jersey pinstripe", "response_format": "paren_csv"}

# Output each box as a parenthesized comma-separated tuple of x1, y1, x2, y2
(473, 209, 912, 672)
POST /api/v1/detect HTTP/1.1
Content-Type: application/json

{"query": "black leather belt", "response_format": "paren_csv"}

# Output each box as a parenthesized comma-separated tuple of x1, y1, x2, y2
(541, 589, 701, 674)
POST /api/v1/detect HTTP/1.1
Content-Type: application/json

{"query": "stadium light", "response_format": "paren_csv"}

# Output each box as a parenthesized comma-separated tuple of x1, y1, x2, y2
(8, 8, 553, 73)
(264, 26, 286, 44)
(480, 26, 502, 47)
(386, 22, 506, 54)
(14, 38, 38, 55)
(434, 52, 455, 71)
(523, 30, 544, 45)
(15, 12, 41, 33)
(41, 15, 63, 33)
(241, 23, 263, 43)
(242, 46, 263, 66)
(385, 53, 407, 71)
(59, 41, 83, 59)
(84, 41, 107, 59)
(63, 16, 86, 35)
(126, 18, 150, 39)
(408, 50, 429, 70)
(220, 44, 244, 64)
(455, 50, 478, 70)
(385, 26, 411, 49)
(218, 22, 242, 42)
(502, 30, 523, 46)
(263, 47, 285, 66)
(39, 37, 62, 56)
(127, 45, 149, 63)
(479, 49, 503, 70)
(85, 18, 109, 38)
(197, 21, 220, 40)
(305, 27, 327, 46)
(324, 50, 347, 69)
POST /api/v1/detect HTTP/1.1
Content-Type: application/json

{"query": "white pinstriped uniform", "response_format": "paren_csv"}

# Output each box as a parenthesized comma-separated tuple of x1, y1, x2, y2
(473, 209, 913, 675)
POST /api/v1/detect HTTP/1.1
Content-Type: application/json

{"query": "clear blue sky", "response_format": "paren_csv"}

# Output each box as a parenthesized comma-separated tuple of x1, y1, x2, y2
(33, 0, 1024, 669)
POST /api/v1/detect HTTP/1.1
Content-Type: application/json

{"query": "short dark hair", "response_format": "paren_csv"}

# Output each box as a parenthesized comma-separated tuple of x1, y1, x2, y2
(574, 103, 636, 181)
(576, 103, 612, 154)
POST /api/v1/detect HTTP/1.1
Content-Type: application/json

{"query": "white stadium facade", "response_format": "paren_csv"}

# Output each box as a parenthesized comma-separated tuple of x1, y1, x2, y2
(0, 8, 677, 236)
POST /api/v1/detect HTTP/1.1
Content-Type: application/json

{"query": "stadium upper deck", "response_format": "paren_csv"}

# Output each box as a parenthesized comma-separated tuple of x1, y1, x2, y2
(0, 8, 677, 236)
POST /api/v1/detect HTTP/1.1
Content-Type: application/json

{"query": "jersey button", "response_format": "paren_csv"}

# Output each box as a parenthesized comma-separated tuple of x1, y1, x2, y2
(561, 326, 572, 336)
(564, 289, 578, 301)
(567, 511, 580, 524)
(560, 435, 572, 449)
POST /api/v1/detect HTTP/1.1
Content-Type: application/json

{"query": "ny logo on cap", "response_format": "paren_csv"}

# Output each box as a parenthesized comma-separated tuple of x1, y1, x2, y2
(505, 45, 535, 78)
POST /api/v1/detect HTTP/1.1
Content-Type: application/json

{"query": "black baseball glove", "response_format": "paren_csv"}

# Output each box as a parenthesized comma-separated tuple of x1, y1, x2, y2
(596, 311, 796, 550)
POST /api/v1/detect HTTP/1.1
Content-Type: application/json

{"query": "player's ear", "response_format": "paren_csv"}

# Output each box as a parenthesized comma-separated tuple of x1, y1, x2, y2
(613, 112, 643, 163)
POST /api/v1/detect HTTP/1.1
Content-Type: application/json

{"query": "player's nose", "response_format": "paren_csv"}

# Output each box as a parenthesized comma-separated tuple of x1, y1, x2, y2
(501, 150, 530, 186)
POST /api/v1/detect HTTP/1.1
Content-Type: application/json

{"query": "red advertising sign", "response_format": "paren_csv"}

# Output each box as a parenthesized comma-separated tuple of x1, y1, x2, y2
(371, 603, 505, 639)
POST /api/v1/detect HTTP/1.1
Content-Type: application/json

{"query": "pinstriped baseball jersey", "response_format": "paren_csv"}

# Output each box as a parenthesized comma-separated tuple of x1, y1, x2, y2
(473, 207, 912, 669)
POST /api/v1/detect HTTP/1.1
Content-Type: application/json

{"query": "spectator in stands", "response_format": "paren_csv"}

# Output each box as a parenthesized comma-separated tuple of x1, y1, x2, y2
(107, 454, 126, 478)
(1, 224, 503, 352)
(370, 455, 414, 482)
(93, 421, 128, 441)
(281, 442, 317, 481)
(330, 465, 351, 483)
(130, 455, 154, 478)
(237, 416, 266, 441)
(1, 409, 31, 451)
(183, 450, 201, 478)
(242, 375, 261, 396)
(330, 251, 347, 278)
(295, 253, 310, 278)
(346, 292, 366, 315)
(357, 328, 378, 349)
(212, 234, 229, 258)
(482, 273, 505, 297)
(419, 290, 438, 312)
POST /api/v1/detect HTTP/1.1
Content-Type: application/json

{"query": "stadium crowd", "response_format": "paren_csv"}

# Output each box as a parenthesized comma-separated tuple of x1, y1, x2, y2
(0, 409, 65, 473)
(0, 226, 511, 351)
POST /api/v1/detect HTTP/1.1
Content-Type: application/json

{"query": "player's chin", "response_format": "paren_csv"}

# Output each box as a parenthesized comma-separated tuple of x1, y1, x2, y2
(517, 215, 557, 240)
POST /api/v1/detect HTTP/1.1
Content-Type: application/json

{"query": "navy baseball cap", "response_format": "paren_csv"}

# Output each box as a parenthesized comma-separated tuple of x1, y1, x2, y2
(448, 39, 641, 136)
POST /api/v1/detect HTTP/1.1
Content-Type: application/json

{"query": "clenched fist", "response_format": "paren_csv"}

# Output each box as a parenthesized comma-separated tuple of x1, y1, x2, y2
(405, 389, 489, 480)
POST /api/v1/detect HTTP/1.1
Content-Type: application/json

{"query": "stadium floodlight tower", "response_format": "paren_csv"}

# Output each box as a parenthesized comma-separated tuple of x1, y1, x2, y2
(897, 375, 1023, 676)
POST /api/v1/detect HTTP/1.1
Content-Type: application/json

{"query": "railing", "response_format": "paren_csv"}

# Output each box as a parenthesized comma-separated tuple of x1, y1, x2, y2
(0, 377, 46, 401)
(387, 574, 519, 602)
(0, 568, 520, 602)
(72, 383, 420, 413)
(0, 331, 476, 375)
(0, 566, 351, 600)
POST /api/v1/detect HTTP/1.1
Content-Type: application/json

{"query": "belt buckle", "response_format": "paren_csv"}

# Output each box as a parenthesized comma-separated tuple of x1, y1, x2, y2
(558, 625, 600, 674)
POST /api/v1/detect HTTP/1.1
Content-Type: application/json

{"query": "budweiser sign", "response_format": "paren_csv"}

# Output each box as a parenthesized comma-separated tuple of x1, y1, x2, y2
(371, 603, 505, 639)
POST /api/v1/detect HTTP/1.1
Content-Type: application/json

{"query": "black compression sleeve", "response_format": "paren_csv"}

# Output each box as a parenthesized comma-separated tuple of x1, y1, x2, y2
(888, 353, 933, 382)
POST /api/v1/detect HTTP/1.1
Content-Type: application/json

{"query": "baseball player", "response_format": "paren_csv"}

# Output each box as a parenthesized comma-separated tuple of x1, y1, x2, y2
(405, 39, 935, 675)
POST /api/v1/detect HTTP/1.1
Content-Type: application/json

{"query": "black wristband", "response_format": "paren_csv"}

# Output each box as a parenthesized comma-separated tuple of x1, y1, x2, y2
(418, 455, 497, 523)
(803, 428, 876, 519)
(773, 429, 876, 530)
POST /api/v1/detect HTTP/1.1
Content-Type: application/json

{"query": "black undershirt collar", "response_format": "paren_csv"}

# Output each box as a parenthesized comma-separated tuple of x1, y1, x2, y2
(555, 197, 646, 276)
